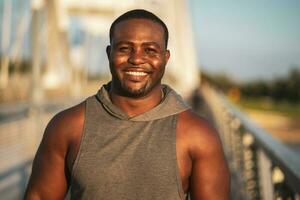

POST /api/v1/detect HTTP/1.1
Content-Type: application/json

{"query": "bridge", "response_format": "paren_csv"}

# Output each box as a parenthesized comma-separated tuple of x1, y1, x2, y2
(0, 0, 299, 199)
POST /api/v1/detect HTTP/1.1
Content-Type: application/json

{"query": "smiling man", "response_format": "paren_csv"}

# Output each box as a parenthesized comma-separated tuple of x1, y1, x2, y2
(25, 9, 230, 200)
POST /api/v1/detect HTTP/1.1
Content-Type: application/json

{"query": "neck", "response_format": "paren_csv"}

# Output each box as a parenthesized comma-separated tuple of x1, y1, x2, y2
(109, 85, 163, 117)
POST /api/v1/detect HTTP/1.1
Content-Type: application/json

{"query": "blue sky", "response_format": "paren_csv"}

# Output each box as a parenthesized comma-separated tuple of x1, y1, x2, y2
(188, 0, 300, 82)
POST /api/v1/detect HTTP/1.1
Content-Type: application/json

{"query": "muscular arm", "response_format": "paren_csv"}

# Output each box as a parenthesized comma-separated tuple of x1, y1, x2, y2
(24, 103, 85, 200)
(178, 111, 230, 200)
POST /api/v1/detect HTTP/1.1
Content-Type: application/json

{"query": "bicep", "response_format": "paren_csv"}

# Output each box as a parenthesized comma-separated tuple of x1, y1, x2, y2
(25, 118, 69, 199)
(190, 130, 230, 200)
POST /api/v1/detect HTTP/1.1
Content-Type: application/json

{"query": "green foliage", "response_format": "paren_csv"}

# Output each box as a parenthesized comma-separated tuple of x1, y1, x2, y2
(201, 70, 237, 92)
(237, 97, 300, 118)
(201, 67, 300, 103)
(240, 68, 300, 103)
(1, 58, 32, 74)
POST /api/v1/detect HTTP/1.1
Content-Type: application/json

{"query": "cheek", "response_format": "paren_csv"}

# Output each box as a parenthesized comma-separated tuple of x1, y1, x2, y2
(111, 55, 128, 67)
(150, 57, 166, 69)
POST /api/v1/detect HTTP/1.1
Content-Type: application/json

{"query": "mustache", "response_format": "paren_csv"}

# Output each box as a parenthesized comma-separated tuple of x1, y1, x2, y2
(122, 65, 152, 72)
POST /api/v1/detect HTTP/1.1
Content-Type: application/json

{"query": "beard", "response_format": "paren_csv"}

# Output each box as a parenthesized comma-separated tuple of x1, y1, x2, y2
(110, 65, 165, 98)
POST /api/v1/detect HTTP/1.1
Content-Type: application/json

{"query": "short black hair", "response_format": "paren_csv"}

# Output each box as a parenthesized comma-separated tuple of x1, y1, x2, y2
(109, 9, 169, 48)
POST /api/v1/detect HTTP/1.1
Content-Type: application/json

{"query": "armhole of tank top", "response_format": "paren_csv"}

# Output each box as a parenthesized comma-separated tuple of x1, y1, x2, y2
(173, 114, 186, 200)
(70, 96, 90, 179)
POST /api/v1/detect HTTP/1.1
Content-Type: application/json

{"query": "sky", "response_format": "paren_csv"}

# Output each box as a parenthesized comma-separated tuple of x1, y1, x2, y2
(1, 0, 299, 83)
(188, 0, 300, 82)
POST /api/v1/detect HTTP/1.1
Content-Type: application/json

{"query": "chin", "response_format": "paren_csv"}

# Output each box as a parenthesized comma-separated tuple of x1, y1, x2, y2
(113, 75, 161, 98)
(122, 84, 149, 98)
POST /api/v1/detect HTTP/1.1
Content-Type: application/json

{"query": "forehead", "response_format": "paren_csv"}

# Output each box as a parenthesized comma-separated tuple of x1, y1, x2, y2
(112, 19, 165, 46)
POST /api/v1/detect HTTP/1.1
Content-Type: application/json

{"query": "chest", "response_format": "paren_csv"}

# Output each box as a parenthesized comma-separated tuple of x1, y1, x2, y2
(68, 117, 191, 194)
(70, 115, 187, 199)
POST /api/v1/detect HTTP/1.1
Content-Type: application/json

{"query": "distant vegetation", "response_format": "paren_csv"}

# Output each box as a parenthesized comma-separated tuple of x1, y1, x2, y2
(201, 67, 300, 116)
(240, 68, 300, 103)
(201, 67, 300, 103)
(0, 57, 32, 74)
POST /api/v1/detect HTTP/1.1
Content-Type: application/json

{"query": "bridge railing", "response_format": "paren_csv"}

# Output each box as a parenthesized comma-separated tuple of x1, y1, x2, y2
(201, 84, 300, 200)
(0, 99, 79, 199)
(0, 113, 43, 199)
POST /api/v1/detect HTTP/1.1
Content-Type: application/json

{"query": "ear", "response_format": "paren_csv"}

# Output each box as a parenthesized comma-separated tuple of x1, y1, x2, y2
(165, 49, 170, 62)
(106, 45, 111, 58)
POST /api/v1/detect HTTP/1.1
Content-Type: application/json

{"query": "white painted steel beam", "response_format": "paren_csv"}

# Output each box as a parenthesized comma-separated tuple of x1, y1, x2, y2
(42, 0, 200, 97)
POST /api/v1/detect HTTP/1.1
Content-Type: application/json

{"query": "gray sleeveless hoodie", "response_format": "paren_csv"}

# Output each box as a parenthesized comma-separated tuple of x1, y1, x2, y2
(71, 83, 190, 200)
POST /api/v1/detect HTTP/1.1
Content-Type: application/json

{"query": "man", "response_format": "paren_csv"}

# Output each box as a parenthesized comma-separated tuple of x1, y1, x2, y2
(25, 9, 230, 200)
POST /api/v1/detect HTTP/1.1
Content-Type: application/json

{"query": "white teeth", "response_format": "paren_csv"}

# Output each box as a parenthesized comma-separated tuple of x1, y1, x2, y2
(125, 71, 147, 76)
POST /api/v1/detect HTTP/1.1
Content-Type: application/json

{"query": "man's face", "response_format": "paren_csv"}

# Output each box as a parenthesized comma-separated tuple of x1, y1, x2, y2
(107, 18, 170, 97)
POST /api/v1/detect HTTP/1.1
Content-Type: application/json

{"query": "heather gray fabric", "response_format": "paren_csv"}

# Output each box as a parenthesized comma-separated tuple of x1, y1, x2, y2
(70, 83, 190, 200)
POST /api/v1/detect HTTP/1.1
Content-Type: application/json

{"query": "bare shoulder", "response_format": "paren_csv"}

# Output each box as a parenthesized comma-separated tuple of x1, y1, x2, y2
(48, 101, 85, 137)
(39, 101, 86, 155)
(42, 101, 86, 170)
(177, 109, 216, 134)
(177, 109, 230, 200)
(177, 109, 222, 158)
(24, 101, 86, 199)
(45, 102, 85, 140)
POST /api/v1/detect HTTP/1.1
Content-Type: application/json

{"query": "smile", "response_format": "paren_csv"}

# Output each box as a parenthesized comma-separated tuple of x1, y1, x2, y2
(125, 71, 148, 76)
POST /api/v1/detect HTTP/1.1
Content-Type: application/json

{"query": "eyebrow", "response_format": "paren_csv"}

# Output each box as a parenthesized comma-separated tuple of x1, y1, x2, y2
(142, 42, 160, 48)
(114, 41, 161, 48)
(114, 41, 133, 46)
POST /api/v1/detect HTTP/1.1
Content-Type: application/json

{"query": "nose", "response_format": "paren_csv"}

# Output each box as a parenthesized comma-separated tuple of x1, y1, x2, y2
(128, 49, 145, 65)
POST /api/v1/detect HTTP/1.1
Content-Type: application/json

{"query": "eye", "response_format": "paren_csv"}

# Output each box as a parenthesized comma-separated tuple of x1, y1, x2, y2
(145, 48, 157, 54)
(118, 46, 131, 53)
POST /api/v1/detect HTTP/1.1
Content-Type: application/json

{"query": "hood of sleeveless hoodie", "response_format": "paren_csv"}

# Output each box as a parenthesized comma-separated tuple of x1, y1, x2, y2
(95, 82, 190, 121)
